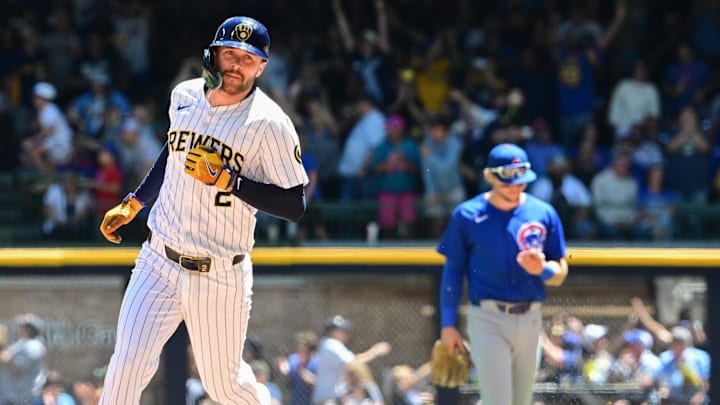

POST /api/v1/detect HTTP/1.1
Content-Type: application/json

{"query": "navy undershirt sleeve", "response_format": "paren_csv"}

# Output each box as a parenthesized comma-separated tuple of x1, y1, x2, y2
(231, 177, 306, 222)
(133, 143, 168, 205)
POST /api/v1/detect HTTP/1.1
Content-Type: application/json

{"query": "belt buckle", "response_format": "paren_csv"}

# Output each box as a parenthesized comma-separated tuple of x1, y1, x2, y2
(179, 255, 210, 273)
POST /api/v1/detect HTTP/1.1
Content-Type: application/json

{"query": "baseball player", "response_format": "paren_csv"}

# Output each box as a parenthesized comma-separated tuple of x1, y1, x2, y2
(437, 143, 568, 405)
(97, 16, 308, 405)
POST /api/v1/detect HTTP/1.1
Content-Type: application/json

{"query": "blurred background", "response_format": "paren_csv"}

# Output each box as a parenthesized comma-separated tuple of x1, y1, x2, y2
(0, 0, 716, 404)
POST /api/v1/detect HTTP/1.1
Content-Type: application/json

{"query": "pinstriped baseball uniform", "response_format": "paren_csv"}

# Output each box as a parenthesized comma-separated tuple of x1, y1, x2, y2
(99, 78, 308, 405)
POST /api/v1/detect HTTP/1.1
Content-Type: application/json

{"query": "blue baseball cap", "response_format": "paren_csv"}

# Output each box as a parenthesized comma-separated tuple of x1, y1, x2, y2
(487, 143, 537, 184)
(623, 328, 653, 349)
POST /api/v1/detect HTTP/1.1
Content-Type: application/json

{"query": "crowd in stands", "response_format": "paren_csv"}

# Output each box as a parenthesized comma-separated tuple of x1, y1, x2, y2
(0, 297, 710, 404)
(4, 0, 720, 243)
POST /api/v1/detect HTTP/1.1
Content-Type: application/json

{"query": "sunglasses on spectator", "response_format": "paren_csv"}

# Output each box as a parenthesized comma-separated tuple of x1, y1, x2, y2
(488, 162, 531, 180)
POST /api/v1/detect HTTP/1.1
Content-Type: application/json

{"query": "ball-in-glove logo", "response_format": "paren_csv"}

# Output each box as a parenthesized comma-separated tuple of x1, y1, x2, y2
(232, 23, 253, 42)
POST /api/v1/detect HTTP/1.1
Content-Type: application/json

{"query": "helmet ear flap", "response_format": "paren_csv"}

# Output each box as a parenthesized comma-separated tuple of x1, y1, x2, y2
(202, 48, 222, 89)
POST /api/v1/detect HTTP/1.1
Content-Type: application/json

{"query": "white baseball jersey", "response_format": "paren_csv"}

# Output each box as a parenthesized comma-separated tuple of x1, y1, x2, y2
(100, 79, 307, 405)
(149, 78, 308, 257)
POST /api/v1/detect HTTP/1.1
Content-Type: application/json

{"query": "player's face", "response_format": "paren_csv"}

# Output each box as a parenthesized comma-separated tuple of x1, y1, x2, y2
(493, 181, 526, 203)
(215, 46, 267, 95)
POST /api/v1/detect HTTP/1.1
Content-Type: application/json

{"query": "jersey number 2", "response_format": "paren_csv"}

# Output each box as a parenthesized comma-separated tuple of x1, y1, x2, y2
(215, 191, 232, 207)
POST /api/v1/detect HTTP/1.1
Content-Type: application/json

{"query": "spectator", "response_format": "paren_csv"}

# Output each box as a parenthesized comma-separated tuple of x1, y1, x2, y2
(86, 143, 123, 225)
(296, 135, 329, 243)
(554, 2, 626, 146)
(0, 313, 47, 405)
(661, 42, 710, 118)
(628, 116, 665, 182)
(635, 165, 677, 241)
(607, 59, 661, 140)
(381, 363, 431, 405)
(300, 94, 341, 199)
(567, 122, 610, 187)
(337, 94, 386, 202)
(21, 82, 74, 174)
(591, 148, 639, 240)
(538, 316, 585, 385)
(331, 0, 392, 107)
(419, 115, 466, 239)
(607, 328, 661, 401)
(67, 71, 131, 141)
(370, 114, 421, 239)
(277, 331, 319, 405)
(582, 324, 614, 385)
(32, 370, 76, 405)
(525, 118, 564, 178)
(71, 375, 100, 405)
(113, 118, 162, 192)
(529, 154, 597, 240)
(656, 326, 710, 405)
(312, 315, 391, 405)
(663, 105, 711, 204)
(250, 360, 283, 405)
(41, 171, 95, 239)
(337, 361, 384, 405)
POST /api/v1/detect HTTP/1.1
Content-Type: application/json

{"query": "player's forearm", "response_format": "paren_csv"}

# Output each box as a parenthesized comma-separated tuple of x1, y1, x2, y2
(231, 177, 306, 222)
(134, 143, 169, 205)
(543, 258, 568, 287)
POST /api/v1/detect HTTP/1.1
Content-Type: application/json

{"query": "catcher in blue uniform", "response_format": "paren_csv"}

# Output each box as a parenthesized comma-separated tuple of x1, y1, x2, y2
(437, 143, 569, 405)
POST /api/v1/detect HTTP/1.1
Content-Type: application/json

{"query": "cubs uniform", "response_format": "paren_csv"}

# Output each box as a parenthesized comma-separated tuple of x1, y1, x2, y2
(99, 16, 308, 405)
(438, 143, 568, 405)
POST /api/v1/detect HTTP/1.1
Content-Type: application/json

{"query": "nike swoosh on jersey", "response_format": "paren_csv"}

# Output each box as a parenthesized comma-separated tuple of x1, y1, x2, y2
(204, 156, 218, 177)
(474, 214, 489, 223)
(177, 104, 192, 111)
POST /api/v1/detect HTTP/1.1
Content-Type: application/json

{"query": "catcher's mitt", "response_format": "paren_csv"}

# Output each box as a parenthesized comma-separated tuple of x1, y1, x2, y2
(430, 340, 471, 388)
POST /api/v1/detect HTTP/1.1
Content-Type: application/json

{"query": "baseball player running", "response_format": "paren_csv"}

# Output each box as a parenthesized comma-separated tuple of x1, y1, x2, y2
(437, 143, 568, 405)
(98, 16, 308, 405)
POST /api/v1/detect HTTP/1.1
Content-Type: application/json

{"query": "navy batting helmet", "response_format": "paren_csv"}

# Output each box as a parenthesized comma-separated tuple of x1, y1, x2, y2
(202, 16, 271, 89)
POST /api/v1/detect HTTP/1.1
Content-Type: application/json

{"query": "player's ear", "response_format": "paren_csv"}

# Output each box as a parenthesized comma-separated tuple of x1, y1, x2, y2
(255, 59, 268, 78)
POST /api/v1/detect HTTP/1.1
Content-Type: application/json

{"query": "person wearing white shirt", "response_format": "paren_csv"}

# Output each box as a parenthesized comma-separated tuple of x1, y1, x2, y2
(22, 82, 74, 173)
(607, 60, 661, 139)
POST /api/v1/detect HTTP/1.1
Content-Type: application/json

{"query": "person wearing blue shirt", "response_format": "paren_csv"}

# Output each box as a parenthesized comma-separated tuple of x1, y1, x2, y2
(437, 143, 569, 405)
(657, 326, 710, 405)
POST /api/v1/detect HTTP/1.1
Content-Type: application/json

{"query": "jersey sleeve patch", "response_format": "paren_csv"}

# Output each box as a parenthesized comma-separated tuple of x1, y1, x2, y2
(294, 145, 302, 164)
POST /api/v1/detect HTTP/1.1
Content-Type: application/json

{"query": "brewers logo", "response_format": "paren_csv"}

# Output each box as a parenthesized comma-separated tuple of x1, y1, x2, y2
(232, 23, 253, 42)
(294, 145, 302, 164)
(516, 221, 546, 251)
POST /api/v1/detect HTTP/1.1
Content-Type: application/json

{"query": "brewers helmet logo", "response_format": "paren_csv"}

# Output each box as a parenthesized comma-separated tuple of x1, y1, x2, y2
(232, 23, 253, 42)
(516, 221, 546, 251)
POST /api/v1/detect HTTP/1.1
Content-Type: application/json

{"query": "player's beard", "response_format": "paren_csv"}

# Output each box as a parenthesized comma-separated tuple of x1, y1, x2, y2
(220, 70, 254, 95)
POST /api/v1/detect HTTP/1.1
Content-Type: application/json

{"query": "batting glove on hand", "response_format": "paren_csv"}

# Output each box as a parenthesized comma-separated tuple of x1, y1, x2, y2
(100, 193, 145, 244)
(184, 145, 236, 191)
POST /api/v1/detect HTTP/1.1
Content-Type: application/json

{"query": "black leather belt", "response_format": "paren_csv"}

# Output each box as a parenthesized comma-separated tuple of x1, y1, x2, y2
(150, 232, 244, 272)
(495, 301, 532, 314)
(473, 300, 533, 315)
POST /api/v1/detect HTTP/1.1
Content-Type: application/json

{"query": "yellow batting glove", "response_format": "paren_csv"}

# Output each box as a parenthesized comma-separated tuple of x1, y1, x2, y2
(184, 145, 236, 191)
(100, 193, 145, 244)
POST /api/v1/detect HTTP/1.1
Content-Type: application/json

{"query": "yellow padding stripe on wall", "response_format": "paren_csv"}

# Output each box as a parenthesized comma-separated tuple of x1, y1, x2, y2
(0, 247, 719, 268)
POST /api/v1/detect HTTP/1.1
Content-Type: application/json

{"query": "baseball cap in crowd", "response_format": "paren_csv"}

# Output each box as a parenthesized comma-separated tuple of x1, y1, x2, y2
(583, 324, 608, 349)
(15, 313, 44, 336)
(325, 315, 352, 332)
(487, 143, 537, 184)
(33, 82, 57, 101)
(623, 328, 653, 349)
(670, 326, 694, 346)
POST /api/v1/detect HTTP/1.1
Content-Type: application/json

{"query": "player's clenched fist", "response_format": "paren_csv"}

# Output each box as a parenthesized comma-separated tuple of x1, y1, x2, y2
(516, 248, 546, 275)
(184, 145, 236, 191)
(100, 194, 145, 244)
